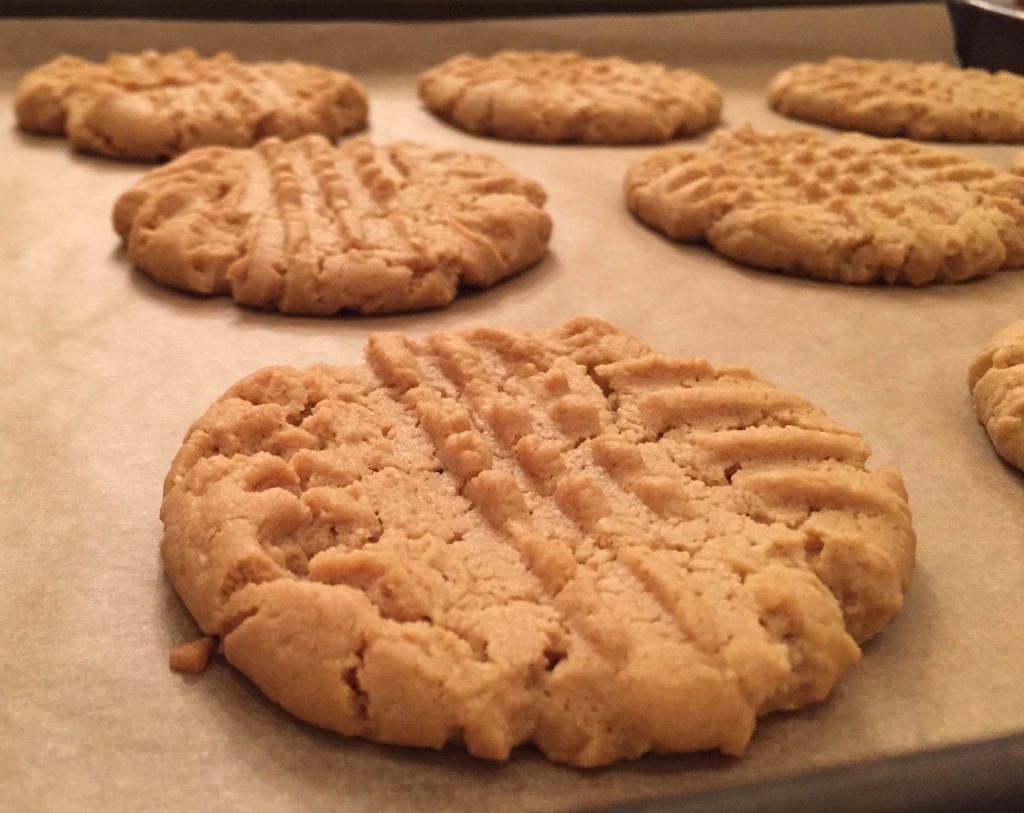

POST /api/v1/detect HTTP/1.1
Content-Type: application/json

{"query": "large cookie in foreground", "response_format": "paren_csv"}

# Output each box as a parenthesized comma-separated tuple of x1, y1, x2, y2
(418, 50, 721, 143)
(15, 48, 368, 161)
(113, 135, 551, 315)
(968, 319, 1024, 472)
(768, 57, 1024, 142)
(162, 317, 915, 767)
(625, 126, 1024, 285)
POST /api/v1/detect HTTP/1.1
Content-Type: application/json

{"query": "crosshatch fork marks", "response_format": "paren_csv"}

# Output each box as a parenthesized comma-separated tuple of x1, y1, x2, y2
(418, 50, 722, 144)
(113, 134, 552, 315)
(160, 318, 915, 767)
(968, 318, 1024, 471)
(15, 48, 368, 161)
(626, 126, 1024, 285)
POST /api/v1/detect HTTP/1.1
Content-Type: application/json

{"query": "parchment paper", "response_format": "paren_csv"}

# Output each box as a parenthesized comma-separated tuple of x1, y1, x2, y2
(2, 4, 1023, 811)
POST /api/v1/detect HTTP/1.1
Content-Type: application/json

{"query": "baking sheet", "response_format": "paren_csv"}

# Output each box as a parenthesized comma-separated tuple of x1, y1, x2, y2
(0, 0, 937, 22)
(2, 4, 1023, 811)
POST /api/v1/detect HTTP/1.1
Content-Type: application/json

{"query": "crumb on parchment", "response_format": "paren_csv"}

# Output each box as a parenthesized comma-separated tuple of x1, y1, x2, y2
(169, 636, 215, 674)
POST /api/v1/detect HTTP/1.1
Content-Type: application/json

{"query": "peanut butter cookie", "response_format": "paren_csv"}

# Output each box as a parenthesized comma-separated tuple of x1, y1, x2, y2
(968, 320, 1024, 471)
(418, 50, 721, 144)
(769, 57, 1024, 142)
(625, 126, 1024, 285)
(16, 48, 367, 161)
(162, 318, 915, 766)
(113, 135, 551, 315)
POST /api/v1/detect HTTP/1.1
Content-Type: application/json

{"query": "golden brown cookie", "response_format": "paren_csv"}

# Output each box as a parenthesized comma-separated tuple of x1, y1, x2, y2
(112, 134, 551, 315)
(625, 125, 1024, 285)
(768, 57, 1024, 142)
(968, 320, 1024, 471)
(161, 317, 915, 767)
(418, 50, 721, 144)
(15, 48, 368, 161)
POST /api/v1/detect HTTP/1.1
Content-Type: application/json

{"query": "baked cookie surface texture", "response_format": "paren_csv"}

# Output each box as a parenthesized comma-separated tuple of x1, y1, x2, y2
(418, 50, 722, 144)
(113, 135, 551, 315)
(625, 126, 1024, 285)
(968, 320, 1024, 471)
(161, 317, 915, 767)
(768, 57, 1024, 142)
(15, 48, 368, 160)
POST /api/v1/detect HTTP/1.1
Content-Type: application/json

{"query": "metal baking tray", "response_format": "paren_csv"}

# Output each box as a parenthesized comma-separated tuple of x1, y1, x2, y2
(1, 0, 933, 20)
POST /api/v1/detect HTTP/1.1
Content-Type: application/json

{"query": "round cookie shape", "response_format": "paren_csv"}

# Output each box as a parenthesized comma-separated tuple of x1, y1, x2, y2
(112, 134, 552, 315)
(15, 48, 368, 161)
(768, 57, 1024, 143)
(625, 125, 1024, 285)
(418, 50, 722, 144)
(161, 317, 915, 767)
(968, 320, 1024, 471)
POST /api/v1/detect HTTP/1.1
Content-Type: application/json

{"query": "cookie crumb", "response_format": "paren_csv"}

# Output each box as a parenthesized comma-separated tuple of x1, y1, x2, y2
(169, 636, 215, 674)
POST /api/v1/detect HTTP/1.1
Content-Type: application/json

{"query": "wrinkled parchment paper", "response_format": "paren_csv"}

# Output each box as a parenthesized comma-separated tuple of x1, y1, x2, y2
(2, 4, 1023, 811)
